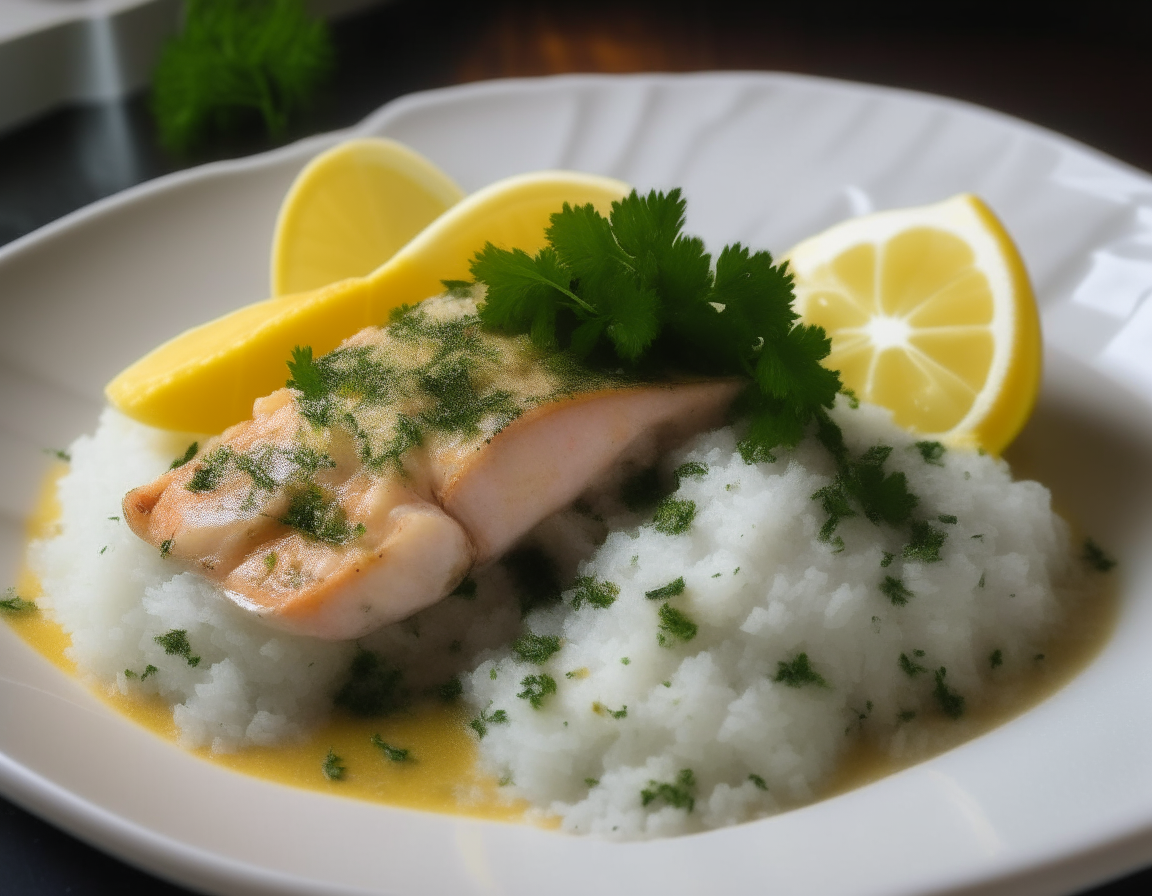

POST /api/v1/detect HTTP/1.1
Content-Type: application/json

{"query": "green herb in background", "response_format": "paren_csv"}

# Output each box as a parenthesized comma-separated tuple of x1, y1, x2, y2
(152, 0, 334, 153)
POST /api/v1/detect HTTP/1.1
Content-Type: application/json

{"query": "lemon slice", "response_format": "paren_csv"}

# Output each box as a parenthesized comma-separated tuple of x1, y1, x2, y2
(107, 170, 631, 434)
(270, 138, 465, 296)
(786, 194, 1041, 455)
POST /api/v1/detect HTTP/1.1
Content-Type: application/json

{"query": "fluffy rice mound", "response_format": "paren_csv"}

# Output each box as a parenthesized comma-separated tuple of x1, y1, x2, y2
(30, 401, 1086, 838)
(462, 401, 1087, 838)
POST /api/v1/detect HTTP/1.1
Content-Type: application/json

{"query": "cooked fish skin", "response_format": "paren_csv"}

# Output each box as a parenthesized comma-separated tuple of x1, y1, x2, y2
(123, 296, 739, 639)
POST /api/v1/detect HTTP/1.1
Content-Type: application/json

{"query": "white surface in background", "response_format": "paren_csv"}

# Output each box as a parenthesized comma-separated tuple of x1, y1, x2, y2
(0, 72, 1151, 896)
(0, 0, 384, 133)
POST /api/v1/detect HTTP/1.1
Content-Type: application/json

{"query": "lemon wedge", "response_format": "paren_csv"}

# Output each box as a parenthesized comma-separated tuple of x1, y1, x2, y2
(786, 194, 1041, 455)
(106, 170, 631, 434)
(270, 138, 464, 296)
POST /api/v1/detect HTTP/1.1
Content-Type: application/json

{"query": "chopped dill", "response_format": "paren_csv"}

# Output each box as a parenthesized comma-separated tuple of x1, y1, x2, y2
(370, 735, 411, 762)
(711, 572, 721, 578)
(657, 603, 698, 646)
(169, 442, 199, 469)
(517, 673, 558, 709)
(641, 769, 696, 812)
(748, 773, 768, 791)
(159, 538, 174, 558)
(645, 577, 685, 600)
(674, 461, 709, 484)
(903, 521, 947, 563)
(570, 576, 619, 610)
(1083, 538, 1117, 572)
(879, 575, 913, 606)
(333, 649, 406, 717)
(652, 497, 696, 535)
(438, 677, 463, 701)
(99, 546, 108, 555)
(932, 667, 965, 719)
(322, 749, 345, 781)
(880, 551, 894, 568)
(593, 702, 627, 719)
(773, 653, 828, 688)
(512, 632, 561, 664)
(154, 629, 200, 667)
(108, 516, 120, 521)
(0, 589, 36, 613)
(186, 446, 232, 492)
(469, 703, 509, 739)
(990, 649, 1003, 668)
(915, 441, 946, 466)
(899, 652, 927, 677)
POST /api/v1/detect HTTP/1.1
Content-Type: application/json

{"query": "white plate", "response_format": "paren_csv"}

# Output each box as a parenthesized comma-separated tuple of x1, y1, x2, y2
(2, 72, 1152, 896)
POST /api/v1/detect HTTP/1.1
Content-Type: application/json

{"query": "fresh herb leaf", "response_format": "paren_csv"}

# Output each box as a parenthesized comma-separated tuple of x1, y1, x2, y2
(748, 773, 768, 791)
(773, 652, 828, 688)
(154, 629, 200, 667)
(277, 485, 364, 545)
(570, 576, 619, 610)
(170, 442, 199, 469)
(915, 441, 946, 466)
(673, 461, 708, 484)
(645, 577, 686, 600)
(322, 749, 345, 781)
(903, 521, 947, 563)
(512, 632, 561, 665)
(879, 575, 913, 606)
(641, 769, 696, 812)
(469, 703, 509, 739)
(517, 673, 557, 709)
(899, 652, 927, 677)
(652, 497, 696, 535)
(933, 667, 965, 719)
(151, 0, 334, 153)
(370, 734, 411, 762)
(0, 589, 36, 614)
(657, 603, 698, 646)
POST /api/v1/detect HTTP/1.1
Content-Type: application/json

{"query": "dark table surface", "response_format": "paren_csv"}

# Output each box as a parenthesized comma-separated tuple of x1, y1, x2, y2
(2, 1, 1150, 893)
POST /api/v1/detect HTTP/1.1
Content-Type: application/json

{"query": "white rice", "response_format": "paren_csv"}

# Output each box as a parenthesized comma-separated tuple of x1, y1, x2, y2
(29, 399, 1087, 836)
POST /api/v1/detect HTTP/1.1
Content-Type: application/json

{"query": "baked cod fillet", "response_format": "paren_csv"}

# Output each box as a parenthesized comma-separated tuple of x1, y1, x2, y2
(124, 295, 739, 639)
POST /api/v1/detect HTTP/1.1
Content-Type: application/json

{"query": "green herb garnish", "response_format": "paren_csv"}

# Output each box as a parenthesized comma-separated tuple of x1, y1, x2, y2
(511, 632, 561, 665)
(570, 576, 619, 610)
(645, 577, 686, 600)
(154, 629, 200, 666)
(0, 589, 36, 614)
(370, 734, 411, 763)
(469, 703, 509, 739)
(915, 441, 946, 466)
(748, 773, 768, 791)
(879, 575, 913, 606)
(517, 673, 557, 709)
(989, 649, 1003, 669)
(652, 497, 696, 535)
(933, 667, 965, 719)
(322, 749, 345, 781)
(1083, 538, 1117, 572)
(773, 652, 828, 688)
(151, 0, 334, 153)
(170, 442, 199, 470)
(656, 603, 698, 646)
(641, 769, 696, 812)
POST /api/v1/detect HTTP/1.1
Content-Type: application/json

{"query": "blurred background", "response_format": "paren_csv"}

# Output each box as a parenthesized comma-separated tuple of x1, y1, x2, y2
(0, 0, 1150, 892)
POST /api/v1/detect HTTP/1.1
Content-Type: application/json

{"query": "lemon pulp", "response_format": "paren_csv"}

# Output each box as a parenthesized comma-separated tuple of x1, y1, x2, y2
(788, 194, 1041, 454)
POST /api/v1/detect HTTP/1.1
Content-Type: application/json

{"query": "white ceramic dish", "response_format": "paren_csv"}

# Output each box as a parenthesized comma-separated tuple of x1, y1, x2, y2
(2, 72, 1152, 896)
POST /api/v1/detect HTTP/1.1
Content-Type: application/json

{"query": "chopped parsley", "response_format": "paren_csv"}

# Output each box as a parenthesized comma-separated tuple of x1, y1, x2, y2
(370, 734, 411, 762)
(154, 629, 200, 667)
(570, 576, 619, 610)
(645, 576, 686, 600)
(938, 514, 958, 525)
(773, 653, 828, 688)
(125, 664, 158, 681)
(915, 441, 946, 466)
(438, 677, 463, 701)
(277, 485, 364, 545)
(0, 589, 36, 613)
(903, 521, 947, 563)
(322, 749, 346, 781)
(748, 773, 768, 791)
(186, 446, 232, 492)
(899, 651, 927, 677)
(45, 448, 71, 462)
(1083, 538, 1117, 572)
(511, 632, 561, 664)
(517, 673, 558, 709)
(469, 703, 509, 739)
(880, 551, 894, 568)
(657, 603, 698, 646)
(879, 575, 913, 606)
(932, 667, 965, 719)
(333, 649, 406, 717)
(673, 461, 709, 484)
(593, 701, 628, 719)
(652, 497, 696, 535)
(641, 769, 696, 812)
(159, 539, 174, 558)
(585, 777, 600, 787)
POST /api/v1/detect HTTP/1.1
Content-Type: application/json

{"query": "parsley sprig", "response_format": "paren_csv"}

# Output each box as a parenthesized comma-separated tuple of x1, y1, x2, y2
(470, 189, 841, 458)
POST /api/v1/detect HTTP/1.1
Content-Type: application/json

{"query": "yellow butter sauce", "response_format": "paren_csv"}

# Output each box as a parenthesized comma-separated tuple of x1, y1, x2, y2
(8, 463, 527, 822)
(7, 461, 1116, 820)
